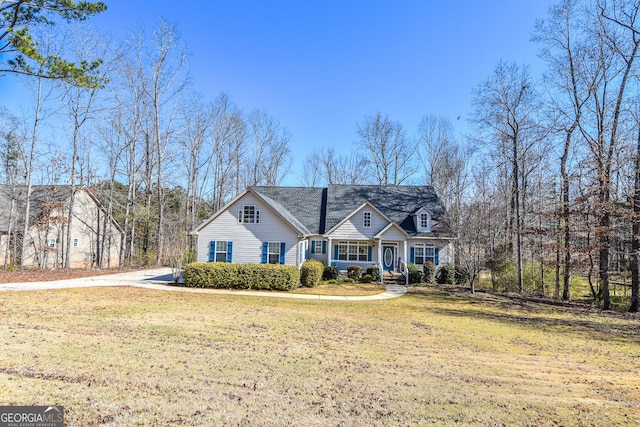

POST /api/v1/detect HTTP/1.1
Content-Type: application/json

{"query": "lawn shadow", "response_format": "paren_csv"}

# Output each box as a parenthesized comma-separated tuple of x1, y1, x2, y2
(408, 286, 640, 344)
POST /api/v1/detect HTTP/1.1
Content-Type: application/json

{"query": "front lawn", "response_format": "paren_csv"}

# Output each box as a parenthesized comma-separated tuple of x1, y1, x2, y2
(0, 286, 638, 426)
(291, 282, 385, 296)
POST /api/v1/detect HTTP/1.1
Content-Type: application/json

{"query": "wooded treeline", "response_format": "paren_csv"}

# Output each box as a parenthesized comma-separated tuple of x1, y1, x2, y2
(1, 0, 640, 311)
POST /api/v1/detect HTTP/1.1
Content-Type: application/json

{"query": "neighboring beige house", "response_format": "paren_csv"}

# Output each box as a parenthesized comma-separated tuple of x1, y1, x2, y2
(191, 185, 456, 284)
(0, 185, 122, 269)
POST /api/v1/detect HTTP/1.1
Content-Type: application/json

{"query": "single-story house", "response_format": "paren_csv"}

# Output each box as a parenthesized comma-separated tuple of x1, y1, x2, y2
(191, 185, 456, 283)
(0, 185, 122, 269)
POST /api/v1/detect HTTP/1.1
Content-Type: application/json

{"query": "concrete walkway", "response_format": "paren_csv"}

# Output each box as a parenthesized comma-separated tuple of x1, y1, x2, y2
(0, 268, 407, 301)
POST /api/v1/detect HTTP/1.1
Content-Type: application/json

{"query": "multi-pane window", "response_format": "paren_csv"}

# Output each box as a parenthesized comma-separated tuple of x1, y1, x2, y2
(414, 243, 435, 264)
(73, 238, 79, 247)
(338, 243, 348, 260)
(337, 241, 370, 262)
(414, 244, 425, 265)
(425, 245, 435, 263)
(420, 213, 430, 229)
(239, 205, 260, 224)
(313, 240, 323, 254)
(215, 241, 228, 262)
(363, 211, 371, 227)
(268, 242, 281, 264)
(49, 238, 56, 248)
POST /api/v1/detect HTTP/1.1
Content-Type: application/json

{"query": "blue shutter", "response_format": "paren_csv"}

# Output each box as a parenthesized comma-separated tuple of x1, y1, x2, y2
(280, 242, 286, 264)
(435, 247, 439, 265)
(261, 242, 268, 263)
(209, 241, 216, 262)
(311, 241, 316, 254)
(322, 241, 327, 254)
(367, 246, 372, 262)
(227, 241, 233, 263)
(410, 247, 415, 264)
(334, 244, 338, 260)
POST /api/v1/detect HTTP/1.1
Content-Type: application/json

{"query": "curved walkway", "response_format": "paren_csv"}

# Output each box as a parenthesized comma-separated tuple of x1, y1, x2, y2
(0, 268, 407, 301)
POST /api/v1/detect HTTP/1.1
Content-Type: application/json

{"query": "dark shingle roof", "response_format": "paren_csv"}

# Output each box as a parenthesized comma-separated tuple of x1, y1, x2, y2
(0, 185, 75, 233)
(250, 186, 326, 235)
(251, 185, 454, 238)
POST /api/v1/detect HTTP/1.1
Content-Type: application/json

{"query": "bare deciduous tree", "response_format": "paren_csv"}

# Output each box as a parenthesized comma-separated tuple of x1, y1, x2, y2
(471, 61, 543, 293)
(356, 112, 416, 185)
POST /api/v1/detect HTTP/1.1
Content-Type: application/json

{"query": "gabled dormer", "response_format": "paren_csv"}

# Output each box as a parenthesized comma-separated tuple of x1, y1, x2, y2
(412, 207, 432, 233)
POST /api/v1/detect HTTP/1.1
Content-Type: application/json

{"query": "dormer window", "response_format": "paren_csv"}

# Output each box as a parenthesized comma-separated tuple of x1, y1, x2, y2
(415, 209, 431, 232)
(363, 211, 371, 227)
(419, 213, 429, 229)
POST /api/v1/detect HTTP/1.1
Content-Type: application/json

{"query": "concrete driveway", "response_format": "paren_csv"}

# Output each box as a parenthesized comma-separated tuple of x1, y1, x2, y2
(0, 268, 407, 301)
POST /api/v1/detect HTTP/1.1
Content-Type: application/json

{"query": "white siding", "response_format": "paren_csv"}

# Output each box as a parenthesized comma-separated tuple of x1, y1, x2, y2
(438, 241, 453, 265)
(410, 240, 452, 266)
(196, 193, 300, 265)
(306, 238, 328, 264)
(329, 205, 388, 240)
(377, 225, 406, 241)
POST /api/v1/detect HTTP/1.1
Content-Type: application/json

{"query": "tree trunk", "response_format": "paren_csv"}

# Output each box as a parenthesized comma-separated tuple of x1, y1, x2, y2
(20, 77, 43, 268)
(630, 125, 640, 312)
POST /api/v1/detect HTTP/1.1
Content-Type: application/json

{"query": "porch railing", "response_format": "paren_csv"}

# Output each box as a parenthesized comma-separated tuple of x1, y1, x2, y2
(397, 258, 409, 285)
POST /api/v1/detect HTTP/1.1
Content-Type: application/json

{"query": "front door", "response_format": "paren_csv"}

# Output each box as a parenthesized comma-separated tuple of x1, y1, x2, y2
(382, 245, 395, 271)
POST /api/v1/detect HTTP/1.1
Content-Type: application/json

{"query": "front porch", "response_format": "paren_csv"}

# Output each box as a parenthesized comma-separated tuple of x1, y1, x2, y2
(327, 238, 409, 285)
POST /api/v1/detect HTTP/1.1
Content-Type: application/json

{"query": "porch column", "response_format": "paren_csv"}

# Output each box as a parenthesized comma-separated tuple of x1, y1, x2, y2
(403, 240, 408, 285)
(377, 239, 383, 283)
(328, 237, 333, 266)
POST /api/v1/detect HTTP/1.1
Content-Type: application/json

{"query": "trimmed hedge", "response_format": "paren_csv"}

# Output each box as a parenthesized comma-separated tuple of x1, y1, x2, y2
(300, 260, 324, 287)
(360, 274, 374, 283)
(423, 261, 436, 284)
(407, 263, 424, 284)
(365, 266, 381, 282)
(437, 263, 456, 284)
(347, 265, 362, 280)
(322, 265, 339, 280)
(183, 262, 300, 291)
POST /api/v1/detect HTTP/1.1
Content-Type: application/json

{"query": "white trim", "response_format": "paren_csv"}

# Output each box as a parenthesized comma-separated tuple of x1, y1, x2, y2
(325, 202, 392, 235)
(192, 189, 250, 233)
(192, 188, 309, 237)
(414, 207, 432, 233)
(374, 222, 410, 239)
(363, 211, 372, 227)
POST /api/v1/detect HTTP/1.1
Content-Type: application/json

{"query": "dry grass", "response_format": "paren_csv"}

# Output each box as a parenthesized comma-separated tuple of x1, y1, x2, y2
(0, 285, 638, 426)
(0, 268, 134, 284)
(291, 282, 385, 296)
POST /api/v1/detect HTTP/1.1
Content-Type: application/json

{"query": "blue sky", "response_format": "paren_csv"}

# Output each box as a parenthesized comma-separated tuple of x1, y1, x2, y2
(1, 1, 554, 181)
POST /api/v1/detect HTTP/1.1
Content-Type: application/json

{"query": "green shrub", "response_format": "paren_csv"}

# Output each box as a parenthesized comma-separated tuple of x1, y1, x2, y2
(365, 266, 381, 282)
(300, 260, 324, 287)
(360, 274, 374, 283)
(407, 263, 424, 284)
(183, 262, 299, 291)
(456, 267, 470, 285)
(347, 265, 362, 280)
(437, 263, 457, 284)
(343, 278, 355, 283)
(325, 279, 337, 284)
(423, 261, 436, 284)
(322, 265, 339, 280)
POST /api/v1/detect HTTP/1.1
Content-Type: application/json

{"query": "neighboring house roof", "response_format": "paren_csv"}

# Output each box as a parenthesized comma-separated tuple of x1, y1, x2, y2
(0, 185, 122, 234)
(248, 184, 454, 239)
